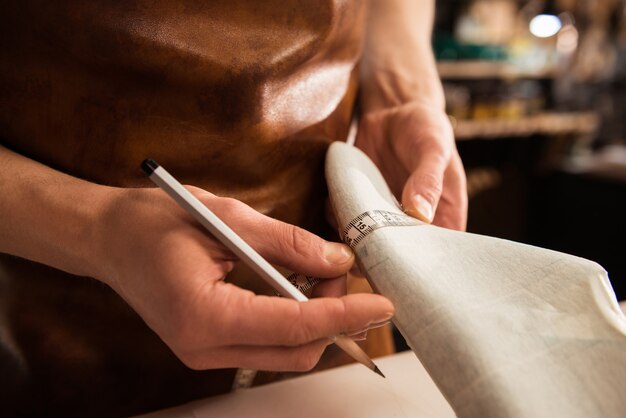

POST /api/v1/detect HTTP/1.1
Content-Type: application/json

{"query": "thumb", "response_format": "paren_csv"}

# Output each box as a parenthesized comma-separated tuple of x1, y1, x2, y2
(203, 195, 355, 278)
(253, 220, 354, 278)
(401, 155, 446, 224)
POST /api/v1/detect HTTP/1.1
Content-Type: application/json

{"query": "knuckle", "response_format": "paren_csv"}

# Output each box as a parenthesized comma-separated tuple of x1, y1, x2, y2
(275, 224, 316, 259)
(325, 298, 348, 322)
(218, 197, 246, 214)
(411, 139, 447, 163)
(361, 109, 385, 127)
(285, 299, 346, 346)
(333, 299, 349, 331)
(283, 304, 313, 345)
(416, 171, 443, 198)
(185, 185, 206, 196)
(289, 226, 316, 258)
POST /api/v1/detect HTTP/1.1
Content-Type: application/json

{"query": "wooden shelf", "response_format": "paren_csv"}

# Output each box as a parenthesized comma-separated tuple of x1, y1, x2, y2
(438, 60, 555, 80)
(561, 145, 626, 182)
(452, 112, 600, 140)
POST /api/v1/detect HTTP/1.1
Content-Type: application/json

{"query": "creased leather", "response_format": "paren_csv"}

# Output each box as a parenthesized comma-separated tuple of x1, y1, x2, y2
(0, 2, 383, 416)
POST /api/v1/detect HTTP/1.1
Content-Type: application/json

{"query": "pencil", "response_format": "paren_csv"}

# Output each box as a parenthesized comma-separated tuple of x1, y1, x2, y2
(140, 159, 385, 378)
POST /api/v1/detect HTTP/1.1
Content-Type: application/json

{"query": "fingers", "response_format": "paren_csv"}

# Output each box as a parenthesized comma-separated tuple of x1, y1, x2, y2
(432, 151, 468, 231)
(310, 275, 346, 298)
(181, 339, 333, 371)
(174, 284, 393, 371)
(180, 306, 393, 371)
(254, 221, 352, 278)
(194, 192, 354, 279)
(383, 106, 454, 224)
(205, 283, 394, 347)
(401, 152, 447, 223)
(357, 103, 465, 227)
(397, 121, 452, 223)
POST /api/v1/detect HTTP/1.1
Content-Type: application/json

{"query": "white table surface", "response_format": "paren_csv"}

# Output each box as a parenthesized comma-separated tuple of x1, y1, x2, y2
(136, 350, 456, 418)
(138, 302, 626, 418)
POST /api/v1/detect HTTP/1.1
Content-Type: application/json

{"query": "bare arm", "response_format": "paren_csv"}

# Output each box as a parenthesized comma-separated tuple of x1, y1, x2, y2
(361, 0, 444, 111)
(357, 0, 467, 230)
(0, 145, 394, 370)
(0, 145, 109, 277)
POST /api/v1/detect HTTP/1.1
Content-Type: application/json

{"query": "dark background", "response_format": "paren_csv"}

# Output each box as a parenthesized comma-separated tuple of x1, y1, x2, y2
(394, 0, 626, 351)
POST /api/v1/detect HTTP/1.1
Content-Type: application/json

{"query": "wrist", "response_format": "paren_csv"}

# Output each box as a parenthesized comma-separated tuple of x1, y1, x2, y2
(360, 0, 444, 113)
(360, 42, 445, 113)
(0, 145, 124, 279)
(35, 178, 123, 282)
(89, 186, 148, 289)
(359, 68, 445, 114)
(83, 185, 125, 284)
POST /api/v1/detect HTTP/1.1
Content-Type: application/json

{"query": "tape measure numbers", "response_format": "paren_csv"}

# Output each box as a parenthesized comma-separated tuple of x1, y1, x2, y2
(285, 272, 321, 294)
(342, 210, 420, 248)
(284, 211, 418, 291)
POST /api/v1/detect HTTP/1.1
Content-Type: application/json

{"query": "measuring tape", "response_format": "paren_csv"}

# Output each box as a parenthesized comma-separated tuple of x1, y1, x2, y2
(232, 209, 419, 390)
(341, 210, 421, 248)
(278, 211, 419, 296)
(284, 272, 322, 294)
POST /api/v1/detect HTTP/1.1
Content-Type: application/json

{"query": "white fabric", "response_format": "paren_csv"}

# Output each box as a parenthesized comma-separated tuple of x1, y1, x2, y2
(326, 142, 626, 418)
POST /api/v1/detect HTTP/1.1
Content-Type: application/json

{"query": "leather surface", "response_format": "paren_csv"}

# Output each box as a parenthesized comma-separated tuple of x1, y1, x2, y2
(0, 1, 394, 417)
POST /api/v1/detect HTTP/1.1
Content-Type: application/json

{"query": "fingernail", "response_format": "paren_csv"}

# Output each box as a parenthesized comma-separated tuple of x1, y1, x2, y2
(368, 319, 391, 329)
(351, 331, 368, 341)
(411, 194, 433, 223)
(374, 312, 394, 324)
(344, 327, 368, 336)
(344, 319, 390, 339)
(323, 243, 353, 265)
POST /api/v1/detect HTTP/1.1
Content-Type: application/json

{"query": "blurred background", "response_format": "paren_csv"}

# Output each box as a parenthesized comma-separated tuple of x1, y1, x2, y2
(393, 0, 626, 353)
(435, 0, 626, 297)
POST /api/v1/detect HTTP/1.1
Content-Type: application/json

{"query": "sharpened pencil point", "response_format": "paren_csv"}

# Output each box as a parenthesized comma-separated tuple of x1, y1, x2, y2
(373, 365, 385, 378)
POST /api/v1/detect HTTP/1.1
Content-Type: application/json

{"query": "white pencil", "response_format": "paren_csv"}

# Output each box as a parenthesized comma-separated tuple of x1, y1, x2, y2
(141, 159, 385, 378)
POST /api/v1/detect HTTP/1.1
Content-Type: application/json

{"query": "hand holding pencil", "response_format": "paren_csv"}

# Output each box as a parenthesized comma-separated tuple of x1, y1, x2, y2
(94, 164, 394, 373)
(141, 160, 390, 376)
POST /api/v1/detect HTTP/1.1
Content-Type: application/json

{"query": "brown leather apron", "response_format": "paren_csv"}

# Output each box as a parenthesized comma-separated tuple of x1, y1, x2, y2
(0, 1, 393, 416)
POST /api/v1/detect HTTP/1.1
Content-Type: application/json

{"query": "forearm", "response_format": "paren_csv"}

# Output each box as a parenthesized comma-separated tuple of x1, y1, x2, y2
(0, 145, 114, 278)
(361, 0, 444, 111)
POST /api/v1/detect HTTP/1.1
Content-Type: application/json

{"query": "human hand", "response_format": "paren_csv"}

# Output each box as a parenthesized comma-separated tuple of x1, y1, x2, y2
(356, 101, 467, 231)
(357, 0, 467, 230)
(94, 187, 394, 371)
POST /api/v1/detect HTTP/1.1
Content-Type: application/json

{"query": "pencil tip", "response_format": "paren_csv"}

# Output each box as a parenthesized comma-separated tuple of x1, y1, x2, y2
(373, 365, 385, 378)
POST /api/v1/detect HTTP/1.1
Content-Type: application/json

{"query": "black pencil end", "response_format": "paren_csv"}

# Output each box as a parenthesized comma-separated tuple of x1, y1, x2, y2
(141, 159, 159, 176)
(373, 365, 385, 378)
